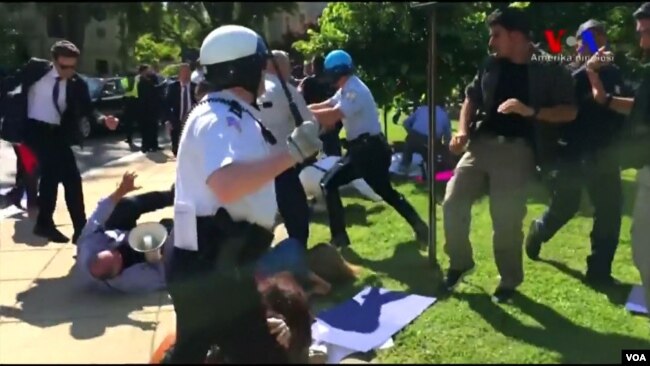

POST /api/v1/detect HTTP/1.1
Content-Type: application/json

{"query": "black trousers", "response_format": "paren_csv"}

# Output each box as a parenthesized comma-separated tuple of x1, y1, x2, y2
(26, 121, 86, 232)
(535, 150, 622, 276)
(139, 113, 159, 151)
(6, 145, 39, 208)
(320, 134, 426, 239)
(104, 190, 174, 231)
(122, 97, 137, 143)
(275, 166, 310, 247)
(170, 121, 181, 157)
(402, 130, 428, 166)
(320, 122, 343, 156)
(165, 216, 282, 363)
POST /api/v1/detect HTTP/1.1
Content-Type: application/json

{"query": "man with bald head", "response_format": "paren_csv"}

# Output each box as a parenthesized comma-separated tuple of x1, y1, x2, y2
(258, 50, 316, 247)
(75, 172, 174, 293)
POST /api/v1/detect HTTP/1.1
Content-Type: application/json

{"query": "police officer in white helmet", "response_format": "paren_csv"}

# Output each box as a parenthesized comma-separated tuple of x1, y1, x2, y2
(165, 25, 322, 363)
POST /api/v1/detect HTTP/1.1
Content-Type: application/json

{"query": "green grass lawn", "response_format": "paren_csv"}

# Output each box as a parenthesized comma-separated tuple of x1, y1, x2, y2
(306, 109, 650, 363)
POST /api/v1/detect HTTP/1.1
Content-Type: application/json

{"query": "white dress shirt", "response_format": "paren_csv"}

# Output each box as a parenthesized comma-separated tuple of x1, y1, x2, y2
(27, 68, 67, 125)
(179, 82, 192, 121)
(191, 69, 205, 84)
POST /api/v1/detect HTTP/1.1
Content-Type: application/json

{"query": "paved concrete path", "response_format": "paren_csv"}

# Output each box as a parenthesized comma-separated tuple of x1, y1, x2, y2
(0, 150, 181, 363)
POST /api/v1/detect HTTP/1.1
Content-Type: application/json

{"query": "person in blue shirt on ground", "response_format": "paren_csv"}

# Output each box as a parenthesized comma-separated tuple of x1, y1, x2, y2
(398, 98, 452, 174)
(309, 50, 429, 248)
(75, 171, 174, 294)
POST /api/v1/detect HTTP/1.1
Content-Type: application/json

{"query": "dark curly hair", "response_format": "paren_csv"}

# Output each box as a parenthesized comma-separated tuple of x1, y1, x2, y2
(207, 272, 312, 364)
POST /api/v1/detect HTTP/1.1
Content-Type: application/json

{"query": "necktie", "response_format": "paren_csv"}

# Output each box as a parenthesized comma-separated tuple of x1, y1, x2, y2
(180, 85, 186, 121)
(52, 77, 62, 116)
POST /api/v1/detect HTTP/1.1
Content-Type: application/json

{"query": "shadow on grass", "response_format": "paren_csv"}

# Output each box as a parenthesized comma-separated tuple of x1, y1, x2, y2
(339, 242, 444, 298)
(539, 258, 632, 306)
(455, 291, 650, 363)
(310, 203, 387, 228)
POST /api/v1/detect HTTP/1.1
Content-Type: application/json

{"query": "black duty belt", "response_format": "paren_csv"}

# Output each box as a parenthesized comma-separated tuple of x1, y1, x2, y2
(348, 133, 385, 147)
(194, 208, 274, 269)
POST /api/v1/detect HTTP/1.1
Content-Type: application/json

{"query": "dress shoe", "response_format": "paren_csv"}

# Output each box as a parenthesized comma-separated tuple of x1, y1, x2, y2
(72, 231, 82, 245)
(331, 233, 351, 248)
(33, 225, 69, 243)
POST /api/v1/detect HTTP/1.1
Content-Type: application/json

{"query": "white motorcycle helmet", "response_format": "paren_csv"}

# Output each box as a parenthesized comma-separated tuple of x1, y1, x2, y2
(199, 25, 270, 99)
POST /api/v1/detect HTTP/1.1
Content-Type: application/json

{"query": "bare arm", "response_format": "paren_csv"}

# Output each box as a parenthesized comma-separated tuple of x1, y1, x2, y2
(534, 105, 578, 123)
(207, 152, 294, 204)
(312, 107, 344, 129)
(458, 98, 476, 135)
(308, 100, 333, 111)
(587, 69, 635, 115)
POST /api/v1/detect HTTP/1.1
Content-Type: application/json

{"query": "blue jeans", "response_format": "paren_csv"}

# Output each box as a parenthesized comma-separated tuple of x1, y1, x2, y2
(256, 238, 310, 284)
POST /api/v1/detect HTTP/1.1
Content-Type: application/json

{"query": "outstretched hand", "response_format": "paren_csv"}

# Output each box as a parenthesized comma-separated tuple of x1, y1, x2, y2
(117, 171, 142, 195)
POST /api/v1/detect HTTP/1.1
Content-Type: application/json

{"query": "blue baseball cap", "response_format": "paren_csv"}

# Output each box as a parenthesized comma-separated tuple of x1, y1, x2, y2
(324, 50, 354, 72)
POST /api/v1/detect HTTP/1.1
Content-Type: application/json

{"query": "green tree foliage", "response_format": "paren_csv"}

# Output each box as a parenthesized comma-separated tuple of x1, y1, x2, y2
(293, 2, 492, 112)
(294, 2, 646, 113)
(134, 34, 181, 65)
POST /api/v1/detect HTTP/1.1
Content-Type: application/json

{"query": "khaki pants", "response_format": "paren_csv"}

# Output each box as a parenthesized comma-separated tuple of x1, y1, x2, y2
(443, 136, 535, 288)
(632, 166, 650, 311)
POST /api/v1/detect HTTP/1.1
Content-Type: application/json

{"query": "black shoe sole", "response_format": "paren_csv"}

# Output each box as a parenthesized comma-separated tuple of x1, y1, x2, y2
(445, 267, 475, 292)
(525, 221, 542, 261)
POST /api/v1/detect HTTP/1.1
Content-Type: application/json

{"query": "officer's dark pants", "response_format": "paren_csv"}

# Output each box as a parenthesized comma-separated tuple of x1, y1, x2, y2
(123, 97, 137, 143)
(320, 121, 343, 156)
(26, 120, 86, 234)
(170, 121, 182, 157)
(275, 166, 310, 246)
(321, 134, 427, 240)
(402, 130, 428, 167)
(104, 190, 174, 231)
(165, 215, 279, 363)
(139, 116, 160, 151)
(5, 145, 38, 208)
(535, 150, 622, 276)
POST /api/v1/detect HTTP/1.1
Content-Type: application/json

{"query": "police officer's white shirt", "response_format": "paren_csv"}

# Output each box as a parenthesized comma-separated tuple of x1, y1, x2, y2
(327, 75, 381, 141)
(191, 69, 205, 84)
(173, 90, 277, 251)
(27, 68, 67, 125)
(257, 74, 315, 154)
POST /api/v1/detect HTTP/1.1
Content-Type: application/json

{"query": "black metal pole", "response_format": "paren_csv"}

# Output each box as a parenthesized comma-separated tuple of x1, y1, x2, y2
(426, 7, 440, 271)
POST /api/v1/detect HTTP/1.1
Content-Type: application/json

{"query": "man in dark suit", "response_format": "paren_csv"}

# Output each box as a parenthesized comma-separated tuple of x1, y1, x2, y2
(163, 63, 196, 156)
(13, 41, 118, 243)
(136, 65, 161, 152)
(298, 55, 343, 156)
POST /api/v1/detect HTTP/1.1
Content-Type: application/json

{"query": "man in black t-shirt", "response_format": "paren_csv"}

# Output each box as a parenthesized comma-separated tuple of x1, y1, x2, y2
(584, 2, 650, 314)
(525, 20, 627, 285)
(442, 8, 577, 303)
(299, 55, 343, 156)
